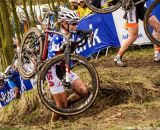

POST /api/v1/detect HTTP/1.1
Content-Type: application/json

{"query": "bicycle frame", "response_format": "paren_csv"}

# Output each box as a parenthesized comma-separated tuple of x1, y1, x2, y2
(24, 15, 69, 68)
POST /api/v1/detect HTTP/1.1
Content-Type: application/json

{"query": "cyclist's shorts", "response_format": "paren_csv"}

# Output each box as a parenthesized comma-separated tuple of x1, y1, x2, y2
(46, 64, 79, 95)
(126, 3, 146, 27)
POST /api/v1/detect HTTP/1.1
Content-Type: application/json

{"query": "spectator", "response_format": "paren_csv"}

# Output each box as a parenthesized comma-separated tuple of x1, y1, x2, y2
(3, 41, 21, 99)
(69, 0, 79, 14)
(78, 0, 92, 18)
(4, 60, 20, 99)
(18, 12, 29, 33)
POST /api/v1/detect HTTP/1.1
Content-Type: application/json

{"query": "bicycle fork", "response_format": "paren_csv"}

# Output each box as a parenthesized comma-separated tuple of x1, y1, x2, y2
(64, 43, 71, 87)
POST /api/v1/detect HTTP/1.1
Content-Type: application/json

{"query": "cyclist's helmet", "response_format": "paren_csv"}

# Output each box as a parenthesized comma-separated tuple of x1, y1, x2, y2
(58, 6, 80, 24)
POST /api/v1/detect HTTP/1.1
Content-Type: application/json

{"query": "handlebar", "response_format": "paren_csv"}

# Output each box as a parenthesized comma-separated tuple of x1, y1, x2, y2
(71, 29, 92, 45)
(60, 29, 93, 51)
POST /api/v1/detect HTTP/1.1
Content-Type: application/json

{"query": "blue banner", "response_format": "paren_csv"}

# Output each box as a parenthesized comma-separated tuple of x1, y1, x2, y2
(77, 13, 120, 57)
(0, 76, 33, 108)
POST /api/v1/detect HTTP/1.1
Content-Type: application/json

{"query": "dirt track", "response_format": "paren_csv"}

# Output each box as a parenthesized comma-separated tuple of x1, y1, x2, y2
(0, 46, 160, 130)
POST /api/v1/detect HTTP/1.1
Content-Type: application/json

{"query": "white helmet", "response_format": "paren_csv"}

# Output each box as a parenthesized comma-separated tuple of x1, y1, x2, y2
(58, 7, 80, 24)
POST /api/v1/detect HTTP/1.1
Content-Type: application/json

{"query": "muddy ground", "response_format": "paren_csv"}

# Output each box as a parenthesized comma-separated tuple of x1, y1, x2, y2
(0, 46, 160, 130)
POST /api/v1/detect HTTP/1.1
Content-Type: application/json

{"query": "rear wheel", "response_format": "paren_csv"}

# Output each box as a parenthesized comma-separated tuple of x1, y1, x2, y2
(83, 0, 121, 13)
(18, 27, 43, 79)
(37, 54, 99, 115)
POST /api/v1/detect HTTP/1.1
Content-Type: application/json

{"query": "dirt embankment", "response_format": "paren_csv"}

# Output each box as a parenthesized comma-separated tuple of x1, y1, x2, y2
(0, 47, 160, 130)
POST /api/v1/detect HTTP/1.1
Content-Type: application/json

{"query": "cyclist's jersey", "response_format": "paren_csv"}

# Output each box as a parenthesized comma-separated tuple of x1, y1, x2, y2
(5, 66, 21, 89)
(46, 30, 79, 94)
(126, 0, 146, 27)
(47, 34, 63, 59)
(47, 31, 78, 60)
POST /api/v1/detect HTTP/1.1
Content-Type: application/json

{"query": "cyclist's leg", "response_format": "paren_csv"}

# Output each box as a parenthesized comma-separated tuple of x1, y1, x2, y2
(46, 65, 67, 122)
(152, 31, 160, 61)
(51, 92, 67, 122)
(114, 7, 138, 67)
(149, 15, 160, 34)
(67, 71, 88, 104)
(148, 15, 160, 61)
(137, 5, 160, 61)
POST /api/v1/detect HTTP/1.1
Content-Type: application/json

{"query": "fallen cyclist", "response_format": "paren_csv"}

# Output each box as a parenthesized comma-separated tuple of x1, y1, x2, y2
(0, 60, 20, 99)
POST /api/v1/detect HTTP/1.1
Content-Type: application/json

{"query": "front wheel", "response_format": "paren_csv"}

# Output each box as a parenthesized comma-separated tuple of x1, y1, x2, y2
(37, 54, 99, 115)
(144, 0, 160, 46)
(83, 0, 121, 13)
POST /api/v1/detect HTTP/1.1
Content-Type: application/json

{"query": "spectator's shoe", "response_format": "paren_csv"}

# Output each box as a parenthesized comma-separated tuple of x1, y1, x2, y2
(154, 53, 160, 62)
(114, 56, 127, 67)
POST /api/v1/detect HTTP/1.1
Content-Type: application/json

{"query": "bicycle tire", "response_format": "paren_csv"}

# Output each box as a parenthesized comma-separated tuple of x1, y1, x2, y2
(18, 27, 43, 79)
(83, 0, 121, 13)
(144, 0, 160, 46)
(37, 54, 99, 115)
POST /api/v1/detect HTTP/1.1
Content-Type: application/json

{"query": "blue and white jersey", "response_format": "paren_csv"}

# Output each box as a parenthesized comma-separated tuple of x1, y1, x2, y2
(47, 31, 79, 60)
(4, 66, 21, 89)
(47, 33, 63, 59)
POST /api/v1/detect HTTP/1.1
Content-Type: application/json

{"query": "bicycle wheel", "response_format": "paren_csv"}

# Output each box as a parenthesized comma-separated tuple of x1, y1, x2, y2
(18, 27, 43, 79)
(144, 0, 160, 46)
(37, 54, 99, 115)
(83, 0, 121, 13)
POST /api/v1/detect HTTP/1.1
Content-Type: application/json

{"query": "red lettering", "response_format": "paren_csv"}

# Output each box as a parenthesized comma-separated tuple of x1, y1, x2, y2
(47, 70, 53, 80)
(48, 81, 54, 87)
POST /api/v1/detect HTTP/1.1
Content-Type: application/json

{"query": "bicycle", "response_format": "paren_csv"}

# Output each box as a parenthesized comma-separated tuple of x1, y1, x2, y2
(18, 10, 99, 115)
(144, 0, 160, 46)
(37, 30, 99, 115)
(18, 10, 56, 79)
